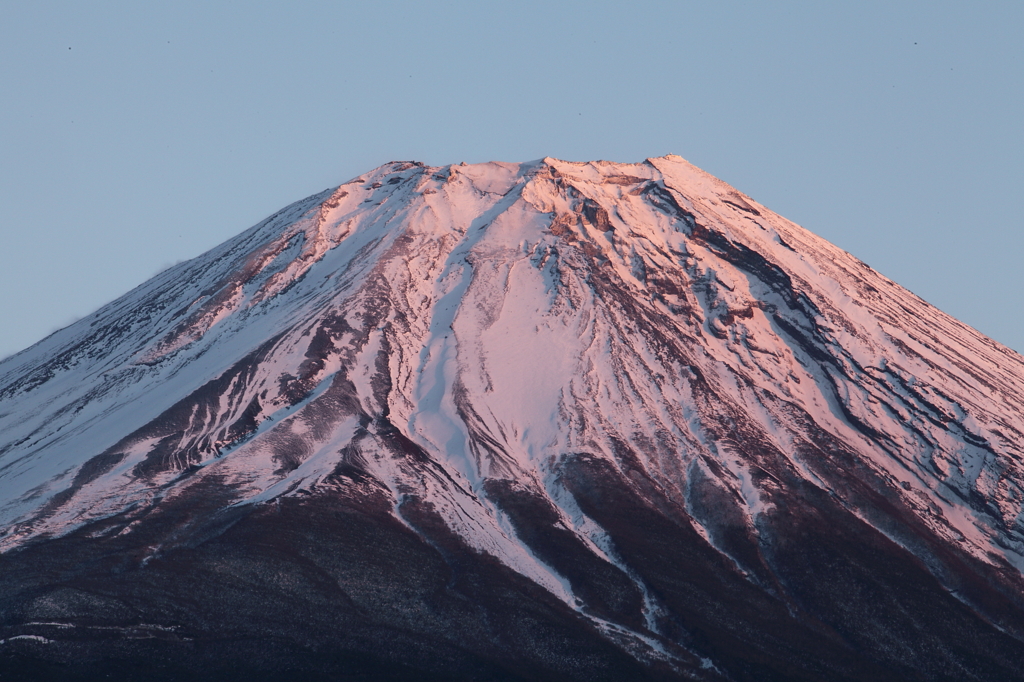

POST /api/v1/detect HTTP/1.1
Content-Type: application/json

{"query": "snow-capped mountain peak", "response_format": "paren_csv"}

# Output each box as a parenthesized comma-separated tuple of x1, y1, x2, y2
(2, 156, 1023, 680)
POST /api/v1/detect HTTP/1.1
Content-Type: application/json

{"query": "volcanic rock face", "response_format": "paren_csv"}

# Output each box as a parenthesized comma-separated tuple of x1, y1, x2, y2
(2, 156, 1024, 680)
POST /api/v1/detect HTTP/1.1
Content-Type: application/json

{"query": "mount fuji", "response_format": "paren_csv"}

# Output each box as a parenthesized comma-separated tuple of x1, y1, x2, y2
(1, 156, 1023, 681)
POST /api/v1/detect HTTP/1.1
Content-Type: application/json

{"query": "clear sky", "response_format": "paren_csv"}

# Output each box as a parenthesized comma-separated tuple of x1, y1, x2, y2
(1, 1, 1021, 359)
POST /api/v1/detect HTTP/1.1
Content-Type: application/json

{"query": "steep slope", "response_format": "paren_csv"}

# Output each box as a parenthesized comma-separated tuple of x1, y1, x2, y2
(1, 156, 1023, 681)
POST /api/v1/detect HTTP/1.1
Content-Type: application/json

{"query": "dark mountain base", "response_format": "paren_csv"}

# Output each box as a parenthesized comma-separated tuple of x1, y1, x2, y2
(2, 460, 1023, 682)
(0, 488, 668, 682)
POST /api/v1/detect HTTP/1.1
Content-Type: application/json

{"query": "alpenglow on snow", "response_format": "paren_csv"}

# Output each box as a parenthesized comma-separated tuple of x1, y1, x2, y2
(1, 156, 1023, 681)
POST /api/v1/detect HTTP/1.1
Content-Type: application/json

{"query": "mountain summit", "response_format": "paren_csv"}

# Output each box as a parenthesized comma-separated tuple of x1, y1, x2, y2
(2, 156, 1023, 680)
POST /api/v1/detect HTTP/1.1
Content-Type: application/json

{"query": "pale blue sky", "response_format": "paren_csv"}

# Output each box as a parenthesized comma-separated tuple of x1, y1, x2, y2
(2, 1, 1022, 358)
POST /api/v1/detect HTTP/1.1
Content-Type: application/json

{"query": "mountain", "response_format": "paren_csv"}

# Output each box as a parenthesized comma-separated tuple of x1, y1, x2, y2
(1, 156, 1023, 681)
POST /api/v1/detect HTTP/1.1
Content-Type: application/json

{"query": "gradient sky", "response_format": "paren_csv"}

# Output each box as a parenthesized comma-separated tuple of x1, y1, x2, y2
(2, 1, 1022, 359)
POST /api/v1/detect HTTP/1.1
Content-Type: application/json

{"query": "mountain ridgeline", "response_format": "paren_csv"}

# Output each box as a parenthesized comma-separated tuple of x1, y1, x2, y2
(1, 156, 1023, 681)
